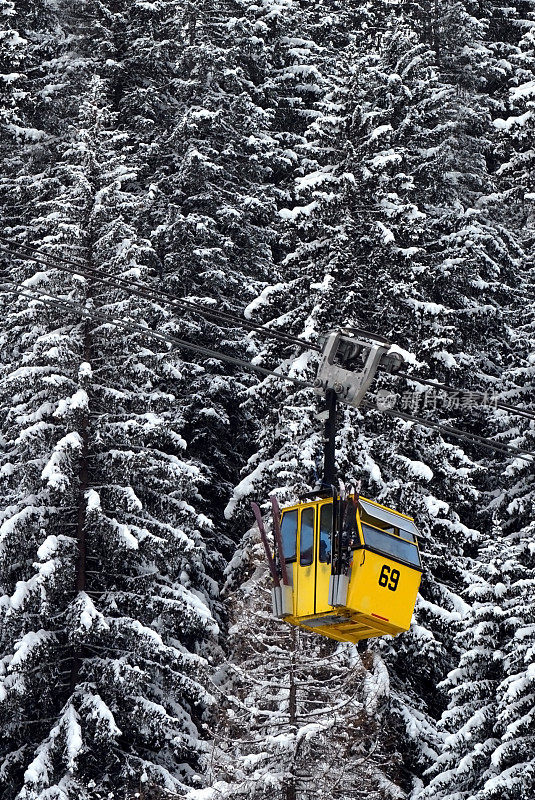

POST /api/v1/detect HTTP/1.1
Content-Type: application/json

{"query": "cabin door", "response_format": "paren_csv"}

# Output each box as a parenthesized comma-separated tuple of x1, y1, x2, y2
(315, 502, 333, 614)
(295, 506, 315, 617)
(296, 503, 334, 618)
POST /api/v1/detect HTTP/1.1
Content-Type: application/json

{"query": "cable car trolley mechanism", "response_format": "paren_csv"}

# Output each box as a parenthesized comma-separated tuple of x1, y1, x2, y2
(252, 329, 423, 645)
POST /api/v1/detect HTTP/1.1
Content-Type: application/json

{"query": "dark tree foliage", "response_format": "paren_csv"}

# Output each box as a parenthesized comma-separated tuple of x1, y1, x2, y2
(1, 0, 535, 799)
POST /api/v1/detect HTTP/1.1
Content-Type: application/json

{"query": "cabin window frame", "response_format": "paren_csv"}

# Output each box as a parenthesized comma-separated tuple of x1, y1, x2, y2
(358, 519, 422, 569)
(398, 529, 417, 543)
(318, 502, 333, 563)
(358, 504, 420, 547)
(299, 506, 315, 566)
(280, 509, 298, 562)
(359, 498, 419, 537)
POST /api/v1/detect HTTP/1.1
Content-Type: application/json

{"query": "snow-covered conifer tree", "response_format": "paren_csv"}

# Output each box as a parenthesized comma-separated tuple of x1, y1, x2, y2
(189, 525, 407, 800)
(417, 527, 535, 800)
(421, 8, 535, 794)
(2, 0, 535, 798)
(226, 2, 527, 791)
(0, 3, 223, 797)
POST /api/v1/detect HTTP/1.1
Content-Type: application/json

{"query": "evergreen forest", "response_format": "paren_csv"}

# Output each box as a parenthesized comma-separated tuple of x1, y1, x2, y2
(0, 1, 534, 799)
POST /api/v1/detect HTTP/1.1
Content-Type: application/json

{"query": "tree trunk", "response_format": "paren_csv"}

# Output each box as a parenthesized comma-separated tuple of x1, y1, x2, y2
(286, 626, 297, 800)
(69, 321, 91, 692)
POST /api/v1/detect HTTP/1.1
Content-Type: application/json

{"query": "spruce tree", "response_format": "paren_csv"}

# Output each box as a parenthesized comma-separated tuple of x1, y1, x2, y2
(190, 525, 407, 800)
(418, 528, 535, 800)
(421, 7, 535, 794)
(0, 3, 224, 797)
(226, 2, 524, 791)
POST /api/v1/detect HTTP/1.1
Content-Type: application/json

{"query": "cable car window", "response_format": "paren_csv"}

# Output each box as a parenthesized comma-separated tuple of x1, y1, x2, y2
(399, 529, 416, 543)
(300, 507, 315, 566)
(361, 523, 421, 568)
(319, 504, 332, 563)
(360, 508, 393, 532)
(281, 510, 297, 562)
(359, 499, 420, 537)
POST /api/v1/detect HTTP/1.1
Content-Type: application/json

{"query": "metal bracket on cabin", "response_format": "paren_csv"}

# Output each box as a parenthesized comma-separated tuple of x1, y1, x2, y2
(272, 584, 294, 619)
(328, 574, 349, 608)
(314, 329, 404, 409)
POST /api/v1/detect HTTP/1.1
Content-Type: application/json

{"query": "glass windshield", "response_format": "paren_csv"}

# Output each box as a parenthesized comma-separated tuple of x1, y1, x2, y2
(399, 529, 416, 543)
(280, 510, 297, 561)
(319, 504, 332, 563)
(300, 507, 314, 566)
(359, 498, 420, 537)
(361, 523, 421, 568)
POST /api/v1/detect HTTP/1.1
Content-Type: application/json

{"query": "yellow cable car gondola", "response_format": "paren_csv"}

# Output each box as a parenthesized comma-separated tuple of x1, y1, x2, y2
(253, 491, 422, 644)
(251, 329, 423, 645)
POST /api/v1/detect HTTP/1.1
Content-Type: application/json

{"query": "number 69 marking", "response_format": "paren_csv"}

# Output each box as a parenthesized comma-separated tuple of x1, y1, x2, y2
(379, 564, 400, 592)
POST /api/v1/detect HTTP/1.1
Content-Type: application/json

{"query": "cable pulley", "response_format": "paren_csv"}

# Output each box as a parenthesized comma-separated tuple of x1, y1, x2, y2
(0, 238, 533, 463)
(1, 236, 533, 424)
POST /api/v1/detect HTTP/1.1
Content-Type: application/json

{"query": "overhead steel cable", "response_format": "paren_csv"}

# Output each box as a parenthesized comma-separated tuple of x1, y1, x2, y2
(3, 281, 533, 464)
(0, 281, 311, 390)
(393, 370, 535, 424)
(0, 236, 89, 268)
(2, 237, 535, 426)
(0, 235, 247, 314)
(362, 401, 534, 463)
(0, 238, 319, 353)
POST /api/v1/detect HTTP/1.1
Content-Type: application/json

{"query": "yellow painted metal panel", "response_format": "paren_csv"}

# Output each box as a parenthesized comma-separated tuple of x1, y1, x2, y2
(278, 496, 421, 644)
(296, 561, 315, 616)
(290, 563, 298, 617)
(295, 505, 316, 617)
(346, 549, 421, 633)
(315, 561, 331, 614)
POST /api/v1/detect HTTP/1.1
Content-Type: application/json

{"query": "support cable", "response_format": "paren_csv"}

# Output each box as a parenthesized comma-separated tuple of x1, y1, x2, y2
(0, 281, 311, 390)
(3, 280, 534, 463)
(1, 238, 534, 426)
(362, 401, 534, 462)
(0, 238, 319, 353)
(393, 370, 535, 423)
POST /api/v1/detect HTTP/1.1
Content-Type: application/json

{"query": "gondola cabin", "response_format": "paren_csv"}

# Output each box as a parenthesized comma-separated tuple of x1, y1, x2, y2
(271, 495, 422, 644)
